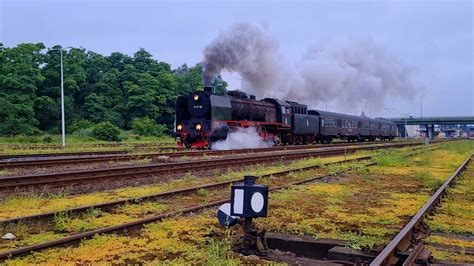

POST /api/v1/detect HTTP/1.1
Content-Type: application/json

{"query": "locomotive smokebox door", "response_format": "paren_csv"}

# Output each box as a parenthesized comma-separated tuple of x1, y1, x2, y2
(230, 176, 268, 218)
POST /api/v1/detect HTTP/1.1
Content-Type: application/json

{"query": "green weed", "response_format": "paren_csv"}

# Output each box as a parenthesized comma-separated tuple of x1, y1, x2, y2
(373, 149, 408, 166)
(54, 212, 71, 232)
(180, 172, 197, 181)
(197, 188, 210, 197)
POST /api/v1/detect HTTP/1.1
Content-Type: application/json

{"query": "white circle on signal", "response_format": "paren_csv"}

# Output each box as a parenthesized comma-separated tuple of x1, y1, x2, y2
(250, 192, 264, 213)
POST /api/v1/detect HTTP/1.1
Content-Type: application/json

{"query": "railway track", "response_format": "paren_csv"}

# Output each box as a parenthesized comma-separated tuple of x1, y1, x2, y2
(0, 142, 423, 191)
(0, 141, 422, 169)
(0, 146, 435, 259)
(0, 147, 179, 162)
(0, 150, 130, 161)
(1, 142, 175, 150)
(370, 153, 473, 265)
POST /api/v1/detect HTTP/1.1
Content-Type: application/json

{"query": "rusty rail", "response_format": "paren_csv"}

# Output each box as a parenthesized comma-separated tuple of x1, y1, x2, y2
(370, 153, 473, 266)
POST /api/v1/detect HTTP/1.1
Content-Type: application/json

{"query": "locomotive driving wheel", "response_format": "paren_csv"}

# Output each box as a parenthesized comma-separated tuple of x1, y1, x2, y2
(203, 140, 212, 150)
(273, 133, 282, 146)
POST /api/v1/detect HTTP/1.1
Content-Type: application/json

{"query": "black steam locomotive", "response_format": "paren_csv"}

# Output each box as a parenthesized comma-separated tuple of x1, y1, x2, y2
(174, 87, 397, 148)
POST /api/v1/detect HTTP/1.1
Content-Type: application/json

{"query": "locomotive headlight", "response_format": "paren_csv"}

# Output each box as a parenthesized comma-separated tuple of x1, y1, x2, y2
(193, 95, 200, 101)
(177, 124, 183, 131)
(196, 124, 202, 131)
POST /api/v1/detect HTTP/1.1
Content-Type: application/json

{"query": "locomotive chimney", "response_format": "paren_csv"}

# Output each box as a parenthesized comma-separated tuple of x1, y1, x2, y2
(204, 86, 214, 93)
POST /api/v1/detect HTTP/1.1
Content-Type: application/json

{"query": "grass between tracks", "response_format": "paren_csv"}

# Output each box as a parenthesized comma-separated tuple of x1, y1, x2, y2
(3, 141, 473, 264)
(258, 141, 473, 252)
(0, 136, 174, 156)
(423, 161, 474, 263)
(0, 151, 373, 255)
(0, 151, 370, 220)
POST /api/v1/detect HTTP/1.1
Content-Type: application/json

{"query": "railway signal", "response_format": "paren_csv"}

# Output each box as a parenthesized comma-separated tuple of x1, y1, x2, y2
(216, 175, 269, 255)
(230, 176, 268, 218)
(217, 203, 238, 227)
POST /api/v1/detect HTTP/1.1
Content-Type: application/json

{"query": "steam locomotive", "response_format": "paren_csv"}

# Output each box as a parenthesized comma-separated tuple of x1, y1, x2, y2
(174, 87, 397, 148)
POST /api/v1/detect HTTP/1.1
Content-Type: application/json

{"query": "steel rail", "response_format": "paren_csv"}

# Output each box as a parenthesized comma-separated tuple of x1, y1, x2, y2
(1, 155, 376, 224)
(370, 153, 473, 266)
(0, 142, 175, 150)
(0, 150, 129, 160)
(0, 141, 411, 169)
(0, 142, 422, 190)
(0, 147, 436, 259)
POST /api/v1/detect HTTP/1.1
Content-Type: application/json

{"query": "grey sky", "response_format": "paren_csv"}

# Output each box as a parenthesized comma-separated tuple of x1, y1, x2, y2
(1, 0, 473, 117)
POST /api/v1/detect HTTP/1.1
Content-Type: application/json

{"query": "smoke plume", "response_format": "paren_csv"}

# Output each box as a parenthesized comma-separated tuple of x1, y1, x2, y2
(202, 22, 417, 112)
(202, 23, 292, 99)
(212, 127, 272, 150)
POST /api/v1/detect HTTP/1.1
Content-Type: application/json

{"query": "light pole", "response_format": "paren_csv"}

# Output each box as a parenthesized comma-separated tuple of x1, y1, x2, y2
(50, 46, 72, 147)
(384, 107, 395, 118)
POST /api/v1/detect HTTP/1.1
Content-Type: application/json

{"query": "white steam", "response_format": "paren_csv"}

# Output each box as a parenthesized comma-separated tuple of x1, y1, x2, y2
(212, 127, 273, 150)
(203, 22, 417, 113)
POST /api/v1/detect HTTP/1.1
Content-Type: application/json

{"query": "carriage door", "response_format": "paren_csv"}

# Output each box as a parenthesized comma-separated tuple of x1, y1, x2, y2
(281, 106, 291, 127)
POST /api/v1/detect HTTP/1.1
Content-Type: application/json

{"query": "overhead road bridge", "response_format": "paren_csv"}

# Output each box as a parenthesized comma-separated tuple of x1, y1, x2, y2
(389, 116, 474, 139)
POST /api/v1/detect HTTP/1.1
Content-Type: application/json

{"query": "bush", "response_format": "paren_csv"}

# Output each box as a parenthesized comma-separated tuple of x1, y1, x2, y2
(69, 119, 94, 133)
(42, 135, 53, 143)
(91, 122, 121, 141)
(131, 117, 167, 136)
(72, 128, 93, 138)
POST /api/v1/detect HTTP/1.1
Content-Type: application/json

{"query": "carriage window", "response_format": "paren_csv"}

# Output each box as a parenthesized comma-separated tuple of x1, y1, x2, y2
(323, 118, 336, 127)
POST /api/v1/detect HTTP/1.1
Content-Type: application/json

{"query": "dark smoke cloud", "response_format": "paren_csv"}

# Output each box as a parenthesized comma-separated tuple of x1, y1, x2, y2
(202, 22, 417, 112)
(202, 23, 291, 98)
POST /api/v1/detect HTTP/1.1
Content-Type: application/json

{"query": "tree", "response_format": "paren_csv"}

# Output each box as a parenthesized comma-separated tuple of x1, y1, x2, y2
(83, 93, 108, 123)
(0, 94, 39, 135)
(34, 96, 59, 130)
(0, 43, 45, 135)
(0, 43, 213, 136)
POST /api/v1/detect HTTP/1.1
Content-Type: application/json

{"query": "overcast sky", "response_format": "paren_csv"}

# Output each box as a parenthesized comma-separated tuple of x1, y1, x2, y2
(1, 0, 473, 117)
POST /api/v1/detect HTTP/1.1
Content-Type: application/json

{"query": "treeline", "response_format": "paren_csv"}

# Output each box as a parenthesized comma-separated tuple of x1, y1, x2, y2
(0, 43, 226, 137)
